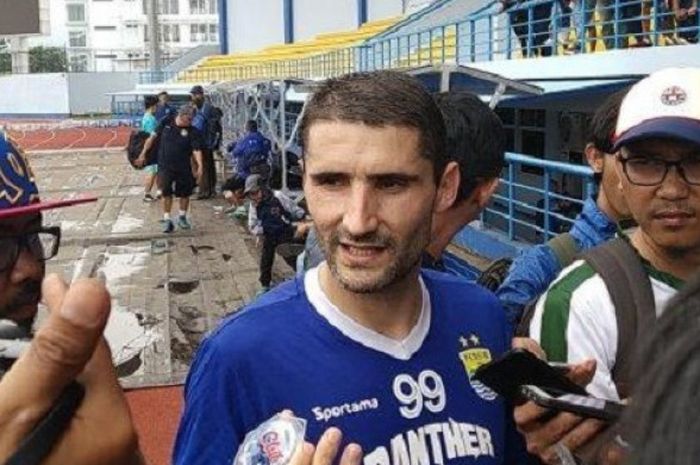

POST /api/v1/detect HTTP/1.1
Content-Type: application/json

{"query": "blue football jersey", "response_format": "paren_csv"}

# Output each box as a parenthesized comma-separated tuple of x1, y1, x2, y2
(174, 268, 523, 465)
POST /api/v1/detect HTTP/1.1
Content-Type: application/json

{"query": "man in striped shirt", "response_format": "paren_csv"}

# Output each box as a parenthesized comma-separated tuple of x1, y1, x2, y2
(519, 67, 700, 464)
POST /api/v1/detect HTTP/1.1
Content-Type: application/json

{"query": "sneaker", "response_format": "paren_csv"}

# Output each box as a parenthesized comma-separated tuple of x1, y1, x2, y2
(232, 206, 248, 219)
(162, 219, 174, 233)
(224, 205, 238, 214)
(143, 193, 155, 203)
(177, 215, 192, 230)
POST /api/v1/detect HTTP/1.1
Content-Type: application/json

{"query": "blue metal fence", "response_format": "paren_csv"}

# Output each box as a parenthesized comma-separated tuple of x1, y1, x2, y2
(483, 152, 596, 243)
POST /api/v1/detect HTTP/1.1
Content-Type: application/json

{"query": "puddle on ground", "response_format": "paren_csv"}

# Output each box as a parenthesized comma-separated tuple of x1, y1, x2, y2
(167, 279, 200, 294)
(189, 245, 215, 255)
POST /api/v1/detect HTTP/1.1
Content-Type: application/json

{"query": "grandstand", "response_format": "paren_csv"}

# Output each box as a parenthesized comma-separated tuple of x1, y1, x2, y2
(177, 16, 401, 83)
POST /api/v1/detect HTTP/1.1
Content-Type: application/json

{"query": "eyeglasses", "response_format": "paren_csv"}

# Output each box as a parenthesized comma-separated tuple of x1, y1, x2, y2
(617, 154, 700, 186)
(0, 226, 61, 272)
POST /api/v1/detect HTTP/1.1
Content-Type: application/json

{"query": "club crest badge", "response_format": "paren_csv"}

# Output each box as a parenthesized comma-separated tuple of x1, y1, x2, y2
(181, 128, 189, 137)
(660, 86, 687, 106)
(459, 334, 498, 401)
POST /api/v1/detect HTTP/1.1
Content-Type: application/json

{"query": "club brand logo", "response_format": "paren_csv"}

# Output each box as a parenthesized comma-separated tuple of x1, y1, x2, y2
(660, 86, 687, 106)
(458, 334, 498, 401)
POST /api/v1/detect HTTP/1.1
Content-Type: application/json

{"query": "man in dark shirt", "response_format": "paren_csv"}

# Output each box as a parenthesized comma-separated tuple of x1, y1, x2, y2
(421, 91, 504, 272)
(190, 85, 217, 199)
(139, 104, 203, 233)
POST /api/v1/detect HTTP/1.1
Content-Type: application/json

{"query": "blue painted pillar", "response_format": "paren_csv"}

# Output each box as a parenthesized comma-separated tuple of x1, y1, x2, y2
(218, 0, 228, 54)
(284, 0, 294, 44)
(357, 0, 368, 26)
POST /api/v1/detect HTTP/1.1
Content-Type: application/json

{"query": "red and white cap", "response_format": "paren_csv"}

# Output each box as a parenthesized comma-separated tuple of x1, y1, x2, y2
(612, 67, 700, 151)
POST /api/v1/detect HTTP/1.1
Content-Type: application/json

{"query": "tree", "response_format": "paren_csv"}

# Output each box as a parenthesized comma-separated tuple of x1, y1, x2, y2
(29, 46, 68, 73)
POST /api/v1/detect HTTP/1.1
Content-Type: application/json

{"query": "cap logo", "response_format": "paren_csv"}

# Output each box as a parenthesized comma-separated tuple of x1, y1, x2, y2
(660, 86, 687, 106)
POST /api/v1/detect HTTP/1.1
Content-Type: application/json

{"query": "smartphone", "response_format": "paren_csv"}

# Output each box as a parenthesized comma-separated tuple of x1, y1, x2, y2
(520, 385, 625, 422)
(473, 348, 587, 403)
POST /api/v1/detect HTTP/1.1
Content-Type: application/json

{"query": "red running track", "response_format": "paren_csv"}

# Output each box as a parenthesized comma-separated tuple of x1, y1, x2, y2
(8, 127, 132, 151)
(126, 386, 183, 465)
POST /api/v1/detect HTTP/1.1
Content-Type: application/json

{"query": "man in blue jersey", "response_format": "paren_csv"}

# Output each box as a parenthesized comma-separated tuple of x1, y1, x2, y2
(174, 71, 523, 465)
(155, 91, 176, 123)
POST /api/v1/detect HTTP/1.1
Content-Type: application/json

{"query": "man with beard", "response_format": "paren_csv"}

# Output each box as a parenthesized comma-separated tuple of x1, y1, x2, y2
(0, 131, 141, 464)
(517, 67, 700, 464)
(174, 71, 523, 465)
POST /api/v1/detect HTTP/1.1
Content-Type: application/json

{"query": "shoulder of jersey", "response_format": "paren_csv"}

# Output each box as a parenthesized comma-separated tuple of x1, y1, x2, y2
(214, 279, 306, 331)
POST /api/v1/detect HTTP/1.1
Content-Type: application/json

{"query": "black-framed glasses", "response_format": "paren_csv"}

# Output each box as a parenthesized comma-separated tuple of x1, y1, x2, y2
(0, 226, 61, 272)
(617, 154, 700, 186)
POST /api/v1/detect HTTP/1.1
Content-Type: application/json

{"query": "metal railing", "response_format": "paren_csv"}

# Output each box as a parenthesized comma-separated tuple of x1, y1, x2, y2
(482, 152, 596, 243)
(139, 0, 699, 84)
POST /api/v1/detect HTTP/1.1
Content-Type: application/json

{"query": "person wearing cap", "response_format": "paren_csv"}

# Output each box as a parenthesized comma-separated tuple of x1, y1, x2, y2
(190, 85, 218, 200)
(245, 174, 308, 293)
(0, 131, 142, 464)
(496, 89, 632, 326)
(139, 104, 204, 233)
(514, 67, 700, 464)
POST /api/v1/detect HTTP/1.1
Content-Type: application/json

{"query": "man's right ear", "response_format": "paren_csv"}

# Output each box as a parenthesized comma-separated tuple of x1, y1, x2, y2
(584, 143, 604, 174)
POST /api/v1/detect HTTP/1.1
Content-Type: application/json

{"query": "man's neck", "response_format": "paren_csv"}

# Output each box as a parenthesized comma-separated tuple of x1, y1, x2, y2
(596, 190, 620, 223)
(318, 263, 423, 340)
(426, 208, 470, 259)
(631, 230, 700, 281)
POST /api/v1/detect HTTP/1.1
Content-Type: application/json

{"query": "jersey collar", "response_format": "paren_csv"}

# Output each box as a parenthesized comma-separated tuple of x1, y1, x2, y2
(304, 264, 431, 361)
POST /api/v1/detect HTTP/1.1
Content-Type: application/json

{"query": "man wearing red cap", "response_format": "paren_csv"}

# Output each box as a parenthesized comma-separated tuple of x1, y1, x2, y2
(0, 131, 142, 465)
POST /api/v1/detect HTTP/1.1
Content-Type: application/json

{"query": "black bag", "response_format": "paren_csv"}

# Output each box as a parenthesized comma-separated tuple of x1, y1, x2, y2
(126, 130, 157, 170)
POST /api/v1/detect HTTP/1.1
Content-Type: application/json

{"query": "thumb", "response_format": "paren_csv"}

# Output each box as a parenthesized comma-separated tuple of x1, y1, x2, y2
(566, 359, 597, 387)
(1, 274, 110, 416)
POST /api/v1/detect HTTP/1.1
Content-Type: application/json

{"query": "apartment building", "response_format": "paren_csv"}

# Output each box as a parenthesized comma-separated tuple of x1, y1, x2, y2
(35, 0, 219, 72)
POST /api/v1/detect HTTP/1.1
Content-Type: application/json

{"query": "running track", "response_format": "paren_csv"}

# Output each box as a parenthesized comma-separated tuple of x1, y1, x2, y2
(8, 126, 132, 150)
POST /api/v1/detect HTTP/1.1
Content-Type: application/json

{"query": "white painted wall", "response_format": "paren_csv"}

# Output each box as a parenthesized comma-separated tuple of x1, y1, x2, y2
(294, 0, 357, 42)
(368, 0, 404, 21)
(0, 74, 70, 116)
(227, 0, 284, 53)
(67, 72, 139, 115)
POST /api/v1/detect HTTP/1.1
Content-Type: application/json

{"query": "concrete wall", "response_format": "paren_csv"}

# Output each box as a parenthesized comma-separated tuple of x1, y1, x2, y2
(67, 72, 139, 115)
(368, 0, 404, 20)
(0, 72, 139, 116)
(225, 0, 406, 54)
(294, 0, 357, 42)
(0, 74, 70, 116)
(226, 0, 284, 53)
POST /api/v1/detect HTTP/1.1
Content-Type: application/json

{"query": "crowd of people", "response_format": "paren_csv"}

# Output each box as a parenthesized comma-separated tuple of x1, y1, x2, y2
(0, 66, 699, 465)
(499, 0, 699, 57)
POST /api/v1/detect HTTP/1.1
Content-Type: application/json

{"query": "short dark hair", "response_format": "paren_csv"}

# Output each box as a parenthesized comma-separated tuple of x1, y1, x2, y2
(246, 120, 258, 132)
(589, 88, 629, 154)
(158, 91, 168, 97)
(144, 95, 158, 110)
(435, 91, 504, 202)
(299, 71, 447, 183)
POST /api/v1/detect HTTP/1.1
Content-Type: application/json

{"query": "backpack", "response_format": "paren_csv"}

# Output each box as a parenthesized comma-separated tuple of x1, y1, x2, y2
(126, 130, 158, 170)
(475, 233, 576, 292)
(517, 237, 656, 399)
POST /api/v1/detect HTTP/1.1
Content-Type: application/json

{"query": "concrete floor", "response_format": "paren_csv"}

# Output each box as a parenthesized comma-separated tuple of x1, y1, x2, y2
(30, 148, 294, 388)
